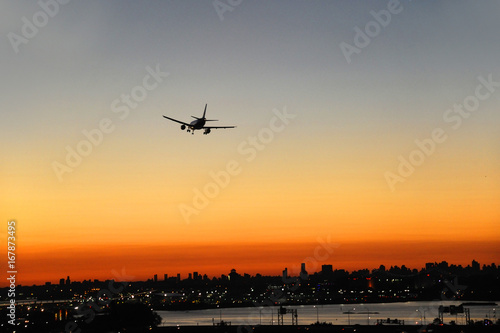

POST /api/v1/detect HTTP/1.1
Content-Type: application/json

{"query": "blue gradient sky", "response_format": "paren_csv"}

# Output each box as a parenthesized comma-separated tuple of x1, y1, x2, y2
(1, 0, 499, 284)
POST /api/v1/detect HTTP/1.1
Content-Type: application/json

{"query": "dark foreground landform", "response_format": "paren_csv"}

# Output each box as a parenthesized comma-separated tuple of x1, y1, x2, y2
(153, 324, 499, 333)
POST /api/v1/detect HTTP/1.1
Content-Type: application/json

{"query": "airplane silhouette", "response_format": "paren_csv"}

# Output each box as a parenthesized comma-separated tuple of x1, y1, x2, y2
(163, 104, 236, 135)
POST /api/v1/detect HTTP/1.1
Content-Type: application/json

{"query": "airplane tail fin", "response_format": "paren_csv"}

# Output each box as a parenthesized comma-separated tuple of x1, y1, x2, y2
(202, 103, 219, 121)
(191, 104, 209, 120)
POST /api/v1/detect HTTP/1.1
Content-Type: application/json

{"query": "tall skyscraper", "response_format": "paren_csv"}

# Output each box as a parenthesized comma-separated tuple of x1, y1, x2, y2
(300, 263, 308, 280)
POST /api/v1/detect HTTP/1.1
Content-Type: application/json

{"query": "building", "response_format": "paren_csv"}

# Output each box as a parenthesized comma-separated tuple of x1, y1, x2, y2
(300, 263, 308, 280)
(472, 260, 480, 272)
(228, 269, 240, 281)
(321, 265, 333, 274)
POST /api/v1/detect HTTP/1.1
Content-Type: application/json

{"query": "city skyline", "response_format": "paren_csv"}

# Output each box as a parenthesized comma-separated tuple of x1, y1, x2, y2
(49, 258, 497, 284)
(7, 246, 499, 287)
(2, 1, 499, 288)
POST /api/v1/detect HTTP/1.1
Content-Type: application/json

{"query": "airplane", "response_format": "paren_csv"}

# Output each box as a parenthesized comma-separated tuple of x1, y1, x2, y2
(163, 104, 236, 135)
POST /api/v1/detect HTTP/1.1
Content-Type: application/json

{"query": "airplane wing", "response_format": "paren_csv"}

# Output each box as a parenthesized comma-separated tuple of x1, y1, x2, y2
(163, 116, 190, 126)
(203, 126, 236, 129)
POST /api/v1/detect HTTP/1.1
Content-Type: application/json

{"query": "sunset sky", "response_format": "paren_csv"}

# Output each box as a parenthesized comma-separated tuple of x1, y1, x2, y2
(1, 1, 499, 286)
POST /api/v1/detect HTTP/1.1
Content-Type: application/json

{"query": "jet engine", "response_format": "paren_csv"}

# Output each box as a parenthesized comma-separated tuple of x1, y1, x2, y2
(181, 125, 186, 130)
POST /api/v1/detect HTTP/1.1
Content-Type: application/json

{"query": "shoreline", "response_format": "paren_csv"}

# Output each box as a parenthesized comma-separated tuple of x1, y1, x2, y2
(152, 299, 498, 312)
(153, 324, 499, 333)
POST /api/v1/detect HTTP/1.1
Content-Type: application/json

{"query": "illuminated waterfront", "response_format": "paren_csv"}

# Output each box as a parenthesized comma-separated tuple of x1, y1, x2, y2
(158, 301, 498, 326)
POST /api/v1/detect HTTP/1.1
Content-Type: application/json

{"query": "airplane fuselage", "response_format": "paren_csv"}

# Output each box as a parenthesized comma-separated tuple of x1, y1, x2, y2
(189, 118, 206, 130)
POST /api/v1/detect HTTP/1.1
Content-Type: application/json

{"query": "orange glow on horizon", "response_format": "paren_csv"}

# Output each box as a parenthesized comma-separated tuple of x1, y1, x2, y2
(4, 240, 498, 287)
